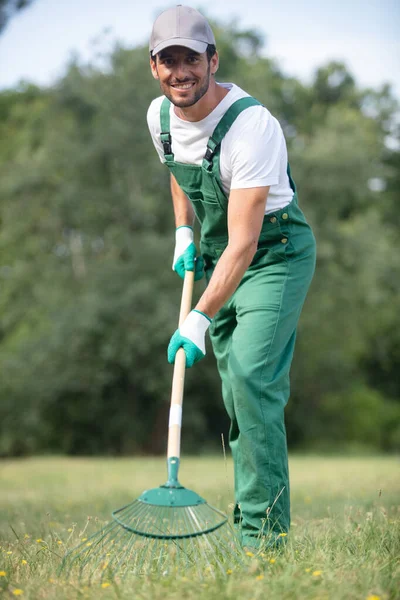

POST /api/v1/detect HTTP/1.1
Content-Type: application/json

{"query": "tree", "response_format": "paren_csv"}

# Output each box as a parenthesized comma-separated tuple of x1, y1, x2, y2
(0, 0, 33, 33)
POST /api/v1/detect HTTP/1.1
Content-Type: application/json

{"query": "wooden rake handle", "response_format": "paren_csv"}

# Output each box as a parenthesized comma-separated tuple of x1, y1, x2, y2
(167, 269, 195, 459)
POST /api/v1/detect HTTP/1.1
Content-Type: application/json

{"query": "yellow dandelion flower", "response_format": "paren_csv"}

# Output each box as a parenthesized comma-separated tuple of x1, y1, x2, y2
(278, 532, 287, 537)
(86, 542, 92, 547)
(48, 579, 55, 584)
(81, 537, 88, 542)
(269, 558, 276, 564)
(256, 574, 264, 581)
(101, 582, 111, 588)
(366, 596, 381, 600)
(21, 560, 27, 565)
(23, 535, 30, 539)
(305, 568, 311, 572)
(57, 541, 63, 545)
(67, 528, 73, 532)
(246, 551, 254, 557)
(0, 571, 7, 577)
(226, 569, 233, 575)
(36, 539, 44, 543)
(6, 551, 12, 555)
(106, 553, 111, 556)
(12, 590, 24, 596)
(312, 570, 323, 577)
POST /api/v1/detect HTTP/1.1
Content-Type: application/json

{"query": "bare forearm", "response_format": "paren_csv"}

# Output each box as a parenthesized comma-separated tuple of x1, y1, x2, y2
(195, 240, 257, 318)
(195, 186, 269, 318)
(170, 174, 195, 227)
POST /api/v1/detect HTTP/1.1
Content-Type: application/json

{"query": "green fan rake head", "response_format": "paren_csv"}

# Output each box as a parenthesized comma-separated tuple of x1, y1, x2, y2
(60, 457, 240, 581)
(113, 457, 227, 540)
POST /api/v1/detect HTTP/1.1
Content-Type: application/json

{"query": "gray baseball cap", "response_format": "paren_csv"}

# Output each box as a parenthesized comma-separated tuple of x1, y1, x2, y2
(150, 5, 216, 56)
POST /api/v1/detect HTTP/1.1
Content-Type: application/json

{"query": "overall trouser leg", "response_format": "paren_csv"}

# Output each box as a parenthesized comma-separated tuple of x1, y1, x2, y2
(208, 302, 241, 517)
(210, 216, 316, 548)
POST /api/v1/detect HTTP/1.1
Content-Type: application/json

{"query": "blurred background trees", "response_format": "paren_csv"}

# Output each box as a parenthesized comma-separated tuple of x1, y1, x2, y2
(0, 21, 399, 456)
(0, 0, 33, 33)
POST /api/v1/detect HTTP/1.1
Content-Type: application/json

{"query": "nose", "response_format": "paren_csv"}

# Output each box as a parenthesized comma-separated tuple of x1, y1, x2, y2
(174, 60, 190, 81)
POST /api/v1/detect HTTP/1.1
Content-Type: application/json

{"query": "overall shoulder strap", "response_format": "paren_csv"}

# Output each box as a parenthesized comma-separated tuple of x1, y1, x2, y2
(202, 97, 262, 171)
(286, 162, 297, 194)
(160, 97, 174, 161)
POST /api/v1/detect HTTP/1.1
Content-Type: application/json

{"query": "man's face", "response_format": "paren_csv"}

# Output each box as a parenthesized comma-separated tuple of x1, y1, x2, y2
(150, 46, 218, 108)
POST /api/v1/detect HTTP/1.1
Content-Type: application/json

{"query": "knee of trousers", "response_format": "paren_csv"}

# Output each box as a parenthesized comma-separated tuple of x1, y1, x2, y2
(227, 363, 290, 425)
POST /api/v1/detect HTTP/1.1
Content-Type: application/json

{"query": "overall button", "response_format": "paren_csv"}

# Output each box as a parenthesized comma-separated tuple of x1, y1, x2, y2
(282, 213, 288, 220)
(281, 238, 288, 244)
(270, 216, 277, 223)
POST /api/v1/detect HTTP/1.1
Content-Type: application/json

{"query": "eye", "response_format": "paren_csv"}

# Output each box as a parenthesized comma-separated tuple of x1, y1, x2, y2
(187, 55, 200, 63)
(160, 57, 174, 66)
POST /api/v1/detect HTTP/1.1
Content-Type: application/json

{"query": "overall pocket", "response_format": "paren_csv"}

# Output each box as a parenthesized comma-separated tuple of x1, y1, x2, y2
(255, 211, 291, 262)
(188, 190, 227, 240)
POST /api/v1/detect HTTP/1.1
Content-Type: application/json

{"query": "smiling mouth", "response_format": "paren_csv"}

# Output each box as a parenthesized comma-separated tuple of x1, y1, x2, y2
(171, 82, 195, 90)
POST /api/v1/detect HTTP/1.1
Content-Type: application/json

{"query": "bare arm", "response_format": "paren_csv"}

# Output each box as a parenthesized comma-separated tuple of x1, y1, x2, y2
(195, 186, 270, 318)
(170, 173, 195, 227)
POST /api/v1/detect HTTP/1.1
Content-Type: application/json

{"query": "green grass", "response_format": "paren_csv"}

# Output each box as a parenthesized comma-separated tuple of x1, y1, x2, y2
(0, 455, 399, 599)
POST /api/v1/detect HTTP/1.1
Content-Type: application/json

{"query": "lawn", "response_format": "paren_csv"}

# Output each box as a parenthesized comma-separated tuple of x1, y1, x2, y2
(0, 455, 399, 599)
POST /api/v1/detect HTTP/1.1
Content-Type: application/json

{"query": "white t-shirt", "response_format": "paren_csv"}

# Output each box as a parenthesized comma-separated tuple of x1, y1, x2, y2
(147, 83, 293, 214)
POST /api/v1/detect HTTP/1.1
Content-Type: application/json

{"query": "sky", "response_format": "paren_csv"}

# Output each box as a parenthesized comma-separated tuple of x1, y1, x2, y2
(0, 0, 399, 97)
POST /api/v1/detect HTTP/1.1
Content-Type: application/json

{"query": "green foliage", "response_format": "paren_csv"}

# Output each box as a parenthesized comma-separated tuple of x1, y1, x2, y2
(0, 0, 33, 33)
(0, 21, 399, 456)
(316, 385, 400, 451)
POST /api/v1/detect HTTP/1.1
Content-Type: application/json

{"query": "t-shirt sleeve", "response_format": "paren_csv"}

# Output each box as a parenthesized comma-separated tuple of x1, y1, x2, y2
(146, 99, 165, 164)
(226, 109, 285, 189)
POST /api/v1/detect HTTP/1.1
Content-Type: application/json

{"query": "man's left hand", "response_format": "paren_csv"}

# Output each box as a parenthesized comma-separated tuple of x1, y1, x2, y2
(168, 310, 212, 368)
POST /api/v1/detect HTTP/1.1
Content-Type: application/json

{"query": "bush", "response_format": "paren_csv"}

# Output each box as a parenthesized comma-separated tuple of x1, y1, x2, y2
(317, 385, 400, 451)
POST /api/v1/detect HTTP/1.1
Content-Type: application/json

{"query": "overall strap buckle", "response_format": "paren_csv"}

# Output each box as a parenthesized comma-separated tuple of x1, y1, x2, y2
(202, 137, 219, 171)
(160, 132, 173, 157)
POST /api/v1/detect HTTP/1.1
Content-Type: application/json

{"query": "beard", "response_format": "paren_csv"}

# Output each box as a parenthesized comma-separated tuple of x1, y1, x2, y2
(160, 65, 211, 108)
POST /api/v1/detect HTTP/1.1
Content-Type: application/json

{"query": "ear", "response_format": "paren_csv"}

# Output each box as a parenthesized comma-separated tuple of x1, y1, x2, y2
(210, 51, 219, 76)
(150, 55, 159, 80)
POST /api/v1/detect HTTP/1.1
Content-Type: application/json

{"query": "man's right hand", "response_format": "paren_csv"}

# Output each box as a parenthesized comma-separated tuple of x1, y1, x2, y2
(172, 226, 204, 280)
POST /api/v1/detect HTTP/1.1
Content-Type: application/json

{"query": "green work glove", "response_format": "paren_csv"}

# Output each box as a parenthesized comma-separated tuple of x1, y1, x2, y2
(168, 310, 212, 368)
(172, 226, 204, 281)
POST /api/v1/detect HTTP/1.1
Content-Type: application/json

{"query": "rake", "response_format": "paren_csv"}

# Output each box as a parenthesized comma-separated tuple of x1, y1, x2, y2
(60, 270, 241, 581)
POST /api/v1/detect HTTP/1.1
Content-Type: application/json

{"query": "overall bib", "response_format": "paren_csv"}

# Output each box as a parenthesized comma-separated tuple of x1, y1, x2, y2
(160, 96, 316, 548)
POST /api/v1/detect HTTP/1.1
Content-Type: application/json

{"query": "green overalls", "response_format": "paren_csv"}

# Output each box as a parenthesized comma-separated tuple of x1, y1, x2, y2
(160, 96, 316, 548)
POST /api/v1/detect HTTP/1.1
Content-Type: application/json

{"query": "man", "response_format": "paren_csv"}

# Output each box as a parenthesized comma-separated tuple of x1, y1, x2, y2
(147, 5, 316, 550)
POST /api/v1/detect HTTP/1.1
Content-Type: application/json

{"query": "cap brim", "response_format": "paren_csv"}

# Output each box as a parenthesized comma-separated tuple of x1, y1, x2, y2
(152, 38, 208, 56)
